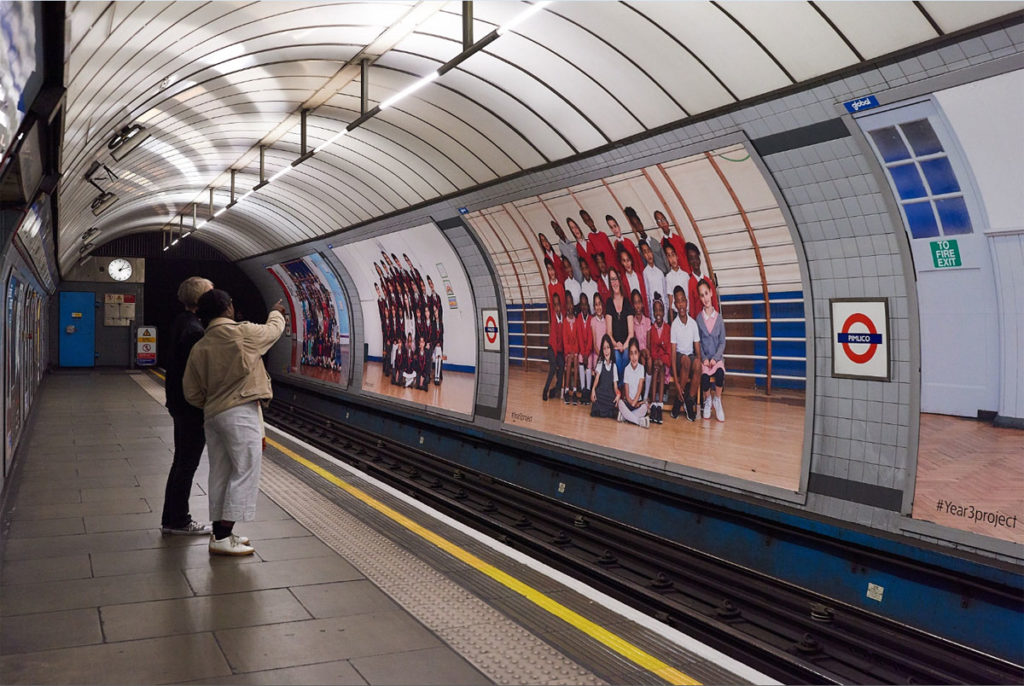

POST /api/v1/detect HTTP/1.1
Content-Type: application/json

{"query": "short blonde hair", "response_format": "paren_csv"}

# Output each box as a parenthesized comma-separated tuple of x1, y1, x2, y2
(177, 277, 214, 308)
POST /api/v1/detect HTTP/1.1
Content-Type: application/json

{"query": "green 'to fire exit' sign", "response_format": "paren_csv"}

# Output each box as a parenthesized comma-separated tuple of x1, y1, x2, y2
(930, 239, 961, 268)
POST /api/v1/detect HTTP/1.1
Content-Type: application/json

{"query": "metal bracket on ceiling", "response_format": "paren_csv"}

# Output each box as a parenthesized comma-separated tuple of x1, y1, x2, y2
(300, 109, 309, 156)
(360, 58, 370, 115)
(463, 1, 473, 51)
(230, 169, 236, 205)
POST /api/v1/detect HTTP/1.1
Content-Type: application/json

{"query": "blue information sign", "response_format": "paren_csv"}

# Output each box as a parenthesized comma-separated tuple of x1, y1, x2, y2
(843, 95, 879, 113)
(458, 207, 469, 215)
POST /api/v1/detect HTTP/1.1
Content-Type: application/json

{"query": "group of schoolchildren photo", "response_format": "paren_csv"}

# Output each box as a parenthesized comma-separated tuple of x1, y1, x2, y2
(538, 206, 726, 427)
(373, 250, 446, 391)
(282, 260, 346, 372)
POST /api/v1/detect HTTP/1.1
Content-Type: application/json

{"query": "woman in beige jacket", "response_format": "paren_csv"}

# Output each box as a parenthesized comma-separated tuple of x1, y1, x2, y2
(184, 289, 286, 556)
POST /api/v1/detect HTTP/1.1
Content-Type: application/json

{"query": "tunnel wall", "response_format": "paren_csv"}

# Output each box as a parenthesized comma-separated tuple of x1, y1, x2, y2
(240, 20, 1024, 561)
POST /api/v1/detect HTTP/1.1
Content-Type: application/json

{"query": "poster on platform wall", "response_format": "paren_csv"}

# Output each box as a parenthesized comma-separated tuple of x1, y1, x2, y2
(463, 142, 808, 492)
(266, 253, 351, 387)
(333, 222, 477, 415)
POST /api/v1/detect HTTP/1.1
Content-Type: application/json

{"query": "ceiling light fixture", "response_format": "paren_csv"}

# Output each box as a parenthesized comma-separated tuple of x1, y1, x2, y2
(497, 0, 551, 36)
(108, 124, 150, 161)
(313, 128, 348, 154)
(269, 165, 292, 183)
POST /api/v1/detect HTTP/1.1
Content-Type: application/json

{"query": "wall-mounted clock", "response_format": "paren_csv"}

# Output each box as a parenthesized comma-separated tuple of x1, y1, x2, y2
(107, 258, 133, 281)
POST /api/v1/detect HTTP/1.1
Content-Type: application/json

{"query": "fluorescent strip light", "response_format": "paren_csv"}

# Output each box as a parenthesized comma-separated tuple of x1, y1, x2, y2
(269, 165, 292, 183)
(213, 208, 226, 218)
(170, 238, 179, 246)
(314, 128, 349, 154)
(163, 245, 170, 251)
(497, 1, 550, 36)
(238, 190, 254, 202)
(379, 70, 439, 110)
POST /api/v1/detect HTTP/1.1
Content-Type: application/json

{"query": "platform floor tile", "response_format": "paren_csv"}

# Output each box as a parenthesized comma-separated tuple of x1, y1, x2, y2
(0, 373, 501, 685)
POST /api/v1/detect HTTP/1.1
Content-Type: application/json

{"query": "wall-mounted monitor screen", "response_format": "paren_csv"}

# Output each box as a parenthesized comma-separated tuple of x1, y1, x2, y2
(333, 222, 477, 416)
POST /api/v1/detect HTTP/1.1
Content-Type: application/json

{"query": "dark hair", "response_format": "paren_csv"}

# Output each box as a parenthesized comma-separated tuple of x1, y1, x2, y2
(599, 334, 614, 363)
(617, 245, 633, 267)
(197, 289, 232, 326)
(630, 288, 643, 303)
(697, 277, 713, 293)
(673, 285, 687, 300)
(627, 336, 640, 354)
(685, 241, 700, 256)
(605, 214, 616, 223)
(623, 206, 639, 220)
(543, 256, 554, 269)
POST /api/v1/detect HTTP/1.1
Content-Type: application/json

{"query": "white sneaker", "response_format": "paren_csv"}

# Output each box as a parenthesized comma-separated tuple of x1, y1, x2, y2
(713, 396, 725, 422)
(702, 396, 713, 419)
(209, 533, 255, 556)
(640, 416, 650, 428)
(617, 411, 624, 422)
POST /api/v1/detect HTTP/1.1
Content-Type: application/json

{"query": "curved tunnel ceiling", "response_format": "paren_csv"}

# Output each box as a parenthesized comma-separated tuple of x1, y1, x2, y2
(59, 0, 1023, 270)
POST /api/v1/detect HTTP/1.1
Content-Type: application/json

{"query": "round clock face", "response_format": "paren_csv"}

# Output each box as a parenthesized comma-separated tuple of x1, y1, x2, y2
(108, 258, 133, 281)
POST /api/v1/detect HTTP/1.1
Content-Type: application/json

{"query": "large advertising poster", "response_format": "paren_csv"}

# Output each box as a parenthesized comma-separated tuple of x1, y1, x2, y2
(267, 253, 351, 386)
(333, 223, 476, 415)
(465, 143, 807, 490)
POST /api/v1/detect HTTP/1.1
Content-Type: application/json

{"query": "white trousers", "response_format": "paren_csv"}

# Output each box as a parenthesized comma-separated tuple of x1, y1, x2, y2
(205, 402, 263, 522)
(617, 399, 649, 426)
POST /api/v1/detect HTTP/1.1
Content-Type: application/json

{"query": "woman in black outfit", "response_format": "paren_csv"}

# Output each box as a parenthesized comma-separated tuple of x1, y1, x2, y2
(604, 269, 634, 380)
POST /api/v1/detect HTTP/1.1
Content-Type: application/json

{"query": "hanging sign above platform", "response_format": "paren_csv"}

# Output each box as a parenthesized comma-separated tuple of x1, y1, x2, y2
(830, 299, 890, 381)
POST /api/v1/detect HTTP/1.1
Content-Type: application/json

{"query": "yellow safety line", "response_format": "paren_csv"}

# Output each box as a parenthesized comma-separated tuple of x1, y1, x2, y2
(266, 435, 700, 686)
(149, 366, 697, 683)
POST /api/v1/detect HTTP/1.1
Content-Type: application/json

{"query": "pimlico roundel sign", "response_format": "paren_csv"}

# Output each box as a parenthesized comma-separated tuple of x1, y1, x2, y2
(831, 299, 890, 381)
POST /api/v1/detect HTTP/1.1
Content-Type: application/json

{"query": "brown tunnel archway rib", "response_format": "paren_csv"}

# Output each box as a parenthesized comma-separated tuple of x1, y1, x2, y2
(480, 210, 531, 371)
(703, 151, 773, 394)
(643, 166, 718, 291)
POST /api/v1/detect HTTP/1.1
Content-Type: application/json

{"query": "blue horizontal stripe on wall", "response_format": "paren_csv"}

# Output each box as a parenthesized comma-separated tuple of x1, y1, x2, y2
(719, 290, 807, 390)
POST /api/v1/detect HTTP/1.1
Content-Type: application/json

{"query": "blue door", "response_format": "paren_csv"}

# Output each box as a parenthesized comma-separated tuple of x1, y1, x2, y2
(59, 292, 95, 367)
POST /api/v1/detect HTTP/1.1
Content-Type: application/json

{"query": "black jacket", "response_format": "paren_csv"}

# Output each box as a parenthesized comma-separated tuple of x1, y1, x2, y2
(165, 310, 205, 415)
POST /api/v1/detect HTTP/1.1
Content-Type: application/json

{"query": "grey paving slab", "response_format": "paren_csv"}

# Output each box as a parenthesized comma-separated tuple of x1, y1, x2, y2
(3, 528, 202, 561)
(100, 588, 312, 642)
(84, 511, 166, 533)
(17, 474, 139, 490)
(10, 486, 81, 506)
(5, 497, 153, 520)
(0, 608, 103, 654)
(251, 535, 338, 562)
(351, 646, 491, 686)
(0, 554, 93, 585)
(233, 518, 314, 541)
(214, 612, 442, 673)
(17, 458, 78, 475)
(80, 485, 148, 502)
(0, 632, 231, 685)
(0, 570, 193, 616)
(183, 659, 367, 685)
(6, 516, 85, 538)
(290, 580, 403, 619)
(184, 555, 363, 596)
(89, 540, 261, 577)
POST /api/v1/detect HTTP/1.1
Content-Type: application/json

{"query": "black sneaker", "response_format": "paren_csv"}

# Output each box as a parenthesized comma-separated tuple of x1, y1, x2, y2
(655, 406, 663, 424)
(684, 396, 697, 422)
(670, 404, 680, 419)
(162, 520, 212, 536)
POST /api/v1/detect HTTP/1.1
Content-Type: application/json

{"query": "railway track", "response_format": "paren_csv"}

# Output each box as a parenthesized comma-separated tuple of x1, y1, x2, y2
(265, 397, 1021, 685)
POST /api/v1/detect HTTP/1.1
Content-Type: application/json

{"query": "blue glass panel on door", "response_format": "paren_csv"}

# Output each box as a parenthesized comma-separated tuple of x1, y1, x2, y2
(869, 126, 910, 162)
(900, 119, 944, 156)
(889, 163, 927, 200)
(903, 201, 940, 239)
(919, 157, 961, 195)
(935, 196, 973, 235)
